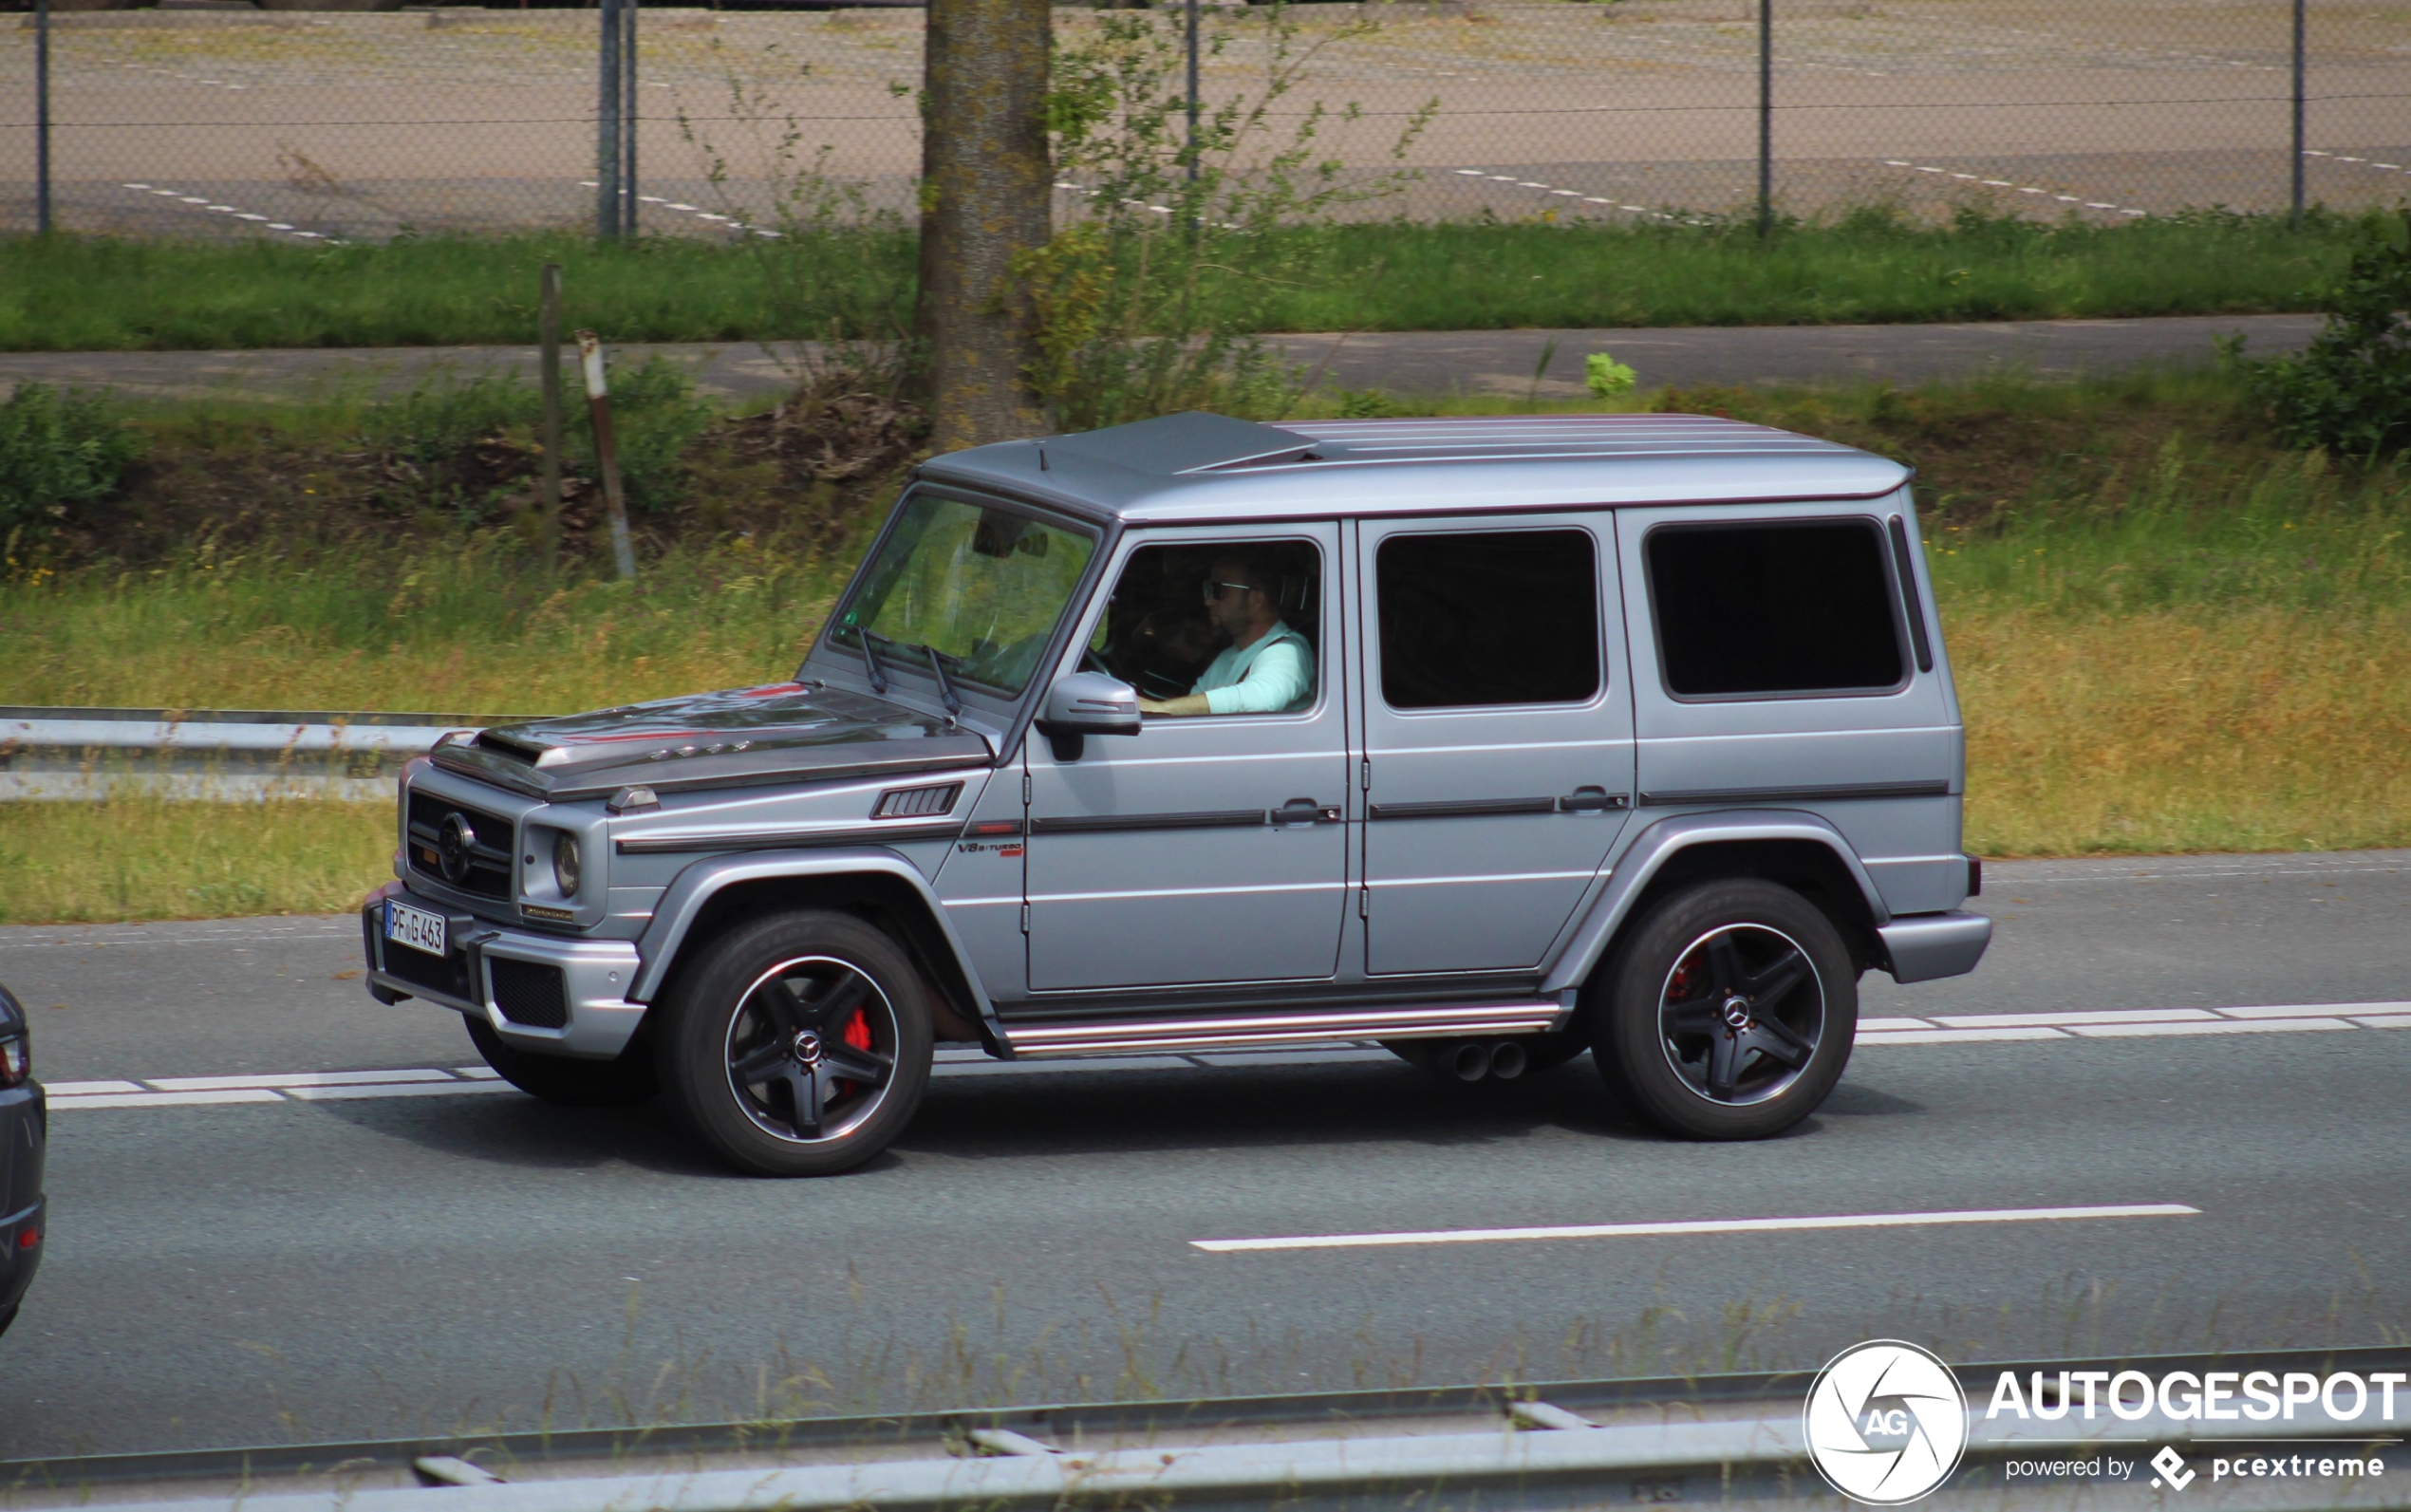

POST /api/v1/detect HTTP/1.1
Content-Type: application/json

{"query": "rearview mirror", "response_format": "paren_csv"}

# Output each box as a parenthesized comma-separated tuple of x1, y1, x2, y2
(1036, 671, 1141, 761)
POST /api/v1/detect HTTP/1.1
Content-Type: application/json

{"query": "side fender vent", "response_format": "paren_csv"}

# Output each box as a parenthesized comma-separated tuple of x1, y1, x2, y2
(873, 782, 964, 820)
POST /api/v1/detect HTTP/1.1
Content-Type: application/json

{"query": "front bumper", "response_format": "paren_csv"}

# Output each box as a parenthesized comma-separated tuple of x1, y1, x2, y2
(362, 881, 645, 1058)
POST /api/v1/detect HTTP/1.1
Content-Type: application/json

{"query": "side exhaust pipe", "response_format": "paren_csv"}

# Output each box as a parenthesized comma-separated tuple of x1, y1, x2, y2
(1446, 1040, 1493, 1081)
(1487, 1039, 1529, 1081)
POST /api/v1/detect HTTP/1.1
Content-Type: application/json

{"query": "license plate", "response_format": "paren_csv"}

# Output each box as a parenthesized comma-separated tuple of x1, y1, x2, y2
(384, 900, 446, 957)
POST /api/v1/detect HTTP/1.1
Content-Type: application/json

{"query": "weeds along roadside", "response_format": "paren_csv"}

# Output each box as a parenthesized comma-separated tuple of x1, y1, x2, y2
(6, 367, 2411, 923)
(0, 208, 2376, 354)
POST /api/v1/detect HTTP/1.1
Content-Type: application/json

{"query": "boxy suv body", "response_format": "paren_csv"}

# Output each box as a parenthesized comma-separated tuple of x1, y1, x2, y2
(361, 413, 1990, 1174)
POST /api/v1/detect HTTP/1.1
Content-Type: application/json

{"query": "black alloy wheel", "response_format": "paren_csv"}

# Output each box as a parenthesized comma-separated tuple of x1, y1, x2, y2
(1594, 879, 1857, 1140)
(658, 911, 933, 1177)
(467, 1016, 657, 1107)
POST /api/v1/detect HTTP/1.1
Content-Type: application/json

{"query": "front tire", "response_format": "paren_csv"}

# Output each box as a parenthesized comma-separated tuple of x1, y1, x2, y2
(1593, 879, 1856, 1141)
(655, 911, 933, 1177)
(467, 1016, 657, 1107)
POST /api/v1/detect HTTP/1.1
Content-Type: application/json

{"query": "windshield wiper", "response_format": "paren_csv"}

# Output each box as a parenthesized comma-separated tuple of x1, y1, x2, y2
(850, 626, 891, 695)
(914, 644, 964, 721)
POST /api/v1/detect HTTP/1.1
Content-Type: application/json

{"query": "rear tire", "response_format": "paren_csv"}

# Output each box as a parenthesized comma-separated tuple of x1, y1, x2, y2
(1592, 879, 1856, 1141)
(467, 1016, 657, 1107)
(655, 910, 933, 1177)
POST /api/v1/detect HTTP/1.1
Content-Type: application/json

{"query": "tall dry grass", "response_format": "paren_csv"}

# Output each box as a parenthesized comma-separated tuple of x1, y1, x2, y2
(0, 797, 388, 924)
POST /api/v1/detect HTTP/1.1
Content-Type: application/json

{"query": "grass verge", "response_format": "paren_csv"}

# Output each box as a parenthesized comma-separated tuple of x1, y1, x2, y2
(4, 368, 2407, 923)
(0, 209, 2369, 352)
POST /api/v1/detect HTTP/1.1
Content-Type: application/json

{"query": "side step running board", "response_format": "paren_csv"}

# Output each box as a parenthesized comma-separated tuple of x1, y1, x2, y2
(1001, 1000, 1568, 1059)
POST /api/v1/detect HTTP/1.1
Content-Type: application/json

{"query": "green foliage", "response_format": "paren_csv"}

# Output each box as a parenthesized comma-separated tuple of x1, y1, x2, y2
(2237, 214, 2411, 458)
(1585, 352, 1636, 398)
(362, 371, 537, 470)
(1019, 2, 1435, 428)
(0, 383, 142, 534)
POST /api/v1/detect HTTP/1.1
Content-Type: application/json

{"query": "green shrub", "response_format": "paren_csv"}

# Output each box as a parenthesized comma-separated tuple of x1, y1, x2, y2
(2241, 215, 2411, 457)
(0, 383, 142, 534)
(577, 357, 716, 515)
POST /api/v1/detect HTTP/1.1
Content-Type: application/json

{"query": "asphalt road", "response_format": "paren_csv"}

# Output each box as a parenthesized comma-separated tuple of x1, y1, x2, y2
(2, 849, 2407, 1459)
(0, 314, 2326, 408)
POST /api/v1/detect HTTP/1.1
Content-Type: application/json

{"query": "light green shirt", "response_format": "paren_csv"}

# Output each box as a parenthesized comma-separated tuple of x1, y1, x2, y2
(1195, 622, 1314, 715)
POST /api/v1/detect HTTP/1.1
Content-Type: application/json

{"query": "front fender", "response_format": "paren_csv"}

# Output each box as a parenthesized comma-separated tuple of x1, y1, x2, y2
(628, 849, 1000, 1042)
(1539, 810, 1892, 996)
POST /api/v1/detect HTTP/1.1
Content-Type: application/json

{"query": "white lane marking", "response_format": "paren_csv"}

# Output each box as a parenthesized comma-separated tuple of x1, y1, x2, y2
(1932, 1008, 2216, 1028)
(118, 184, 340, 244)
(150, 1068, 457, 1091)
(61, 1089, 284, 1110)
(286, 1081, 518, 1102)
(1452, 167, 1692, 223)
(41, 1000, 2411, 1111)
(583, 181, 778, 239)
(1192, 1203, 2200, 1254)
(1876, 159, 2149, 217)
(2068, 1017, 2353, 1038)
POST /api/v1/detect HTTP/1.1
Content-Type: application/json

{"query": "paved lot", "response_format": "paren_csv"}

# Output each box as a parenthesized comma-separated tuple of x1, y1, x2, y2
(1, 849, 2406, 1457)
(0, 312, 2325, 406)
(1, 1, 2405, 237)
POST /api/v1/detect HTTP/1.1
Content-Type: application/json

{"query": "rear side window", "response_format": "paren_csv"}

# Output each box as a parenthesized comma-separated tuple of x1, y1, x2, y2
(1377, 529, 1601, 709)
(1646, 519, 1904, 698)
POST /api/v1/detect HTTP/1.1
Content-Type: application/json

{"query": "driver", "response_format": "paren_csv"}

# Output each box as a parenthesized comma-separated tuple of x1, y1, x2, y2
(1138, 553, 1314, 717)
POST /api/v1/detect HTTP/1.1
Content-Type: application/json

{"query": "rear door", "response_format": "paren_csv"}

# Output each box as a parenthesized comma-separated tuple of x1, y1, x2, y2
(1355, 514, 1636, 977)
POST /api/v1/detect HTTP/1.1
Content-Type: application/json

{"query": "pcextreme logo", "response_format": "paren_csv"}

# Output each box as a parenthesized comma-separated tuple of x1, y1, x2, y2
(1804, 1340, 1971, 1504)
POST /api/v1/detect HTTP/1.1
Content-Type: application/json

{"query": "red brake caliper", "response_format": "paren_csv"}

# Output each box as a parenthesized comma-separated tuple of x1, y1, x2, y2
(835, 1009, 874, 1097)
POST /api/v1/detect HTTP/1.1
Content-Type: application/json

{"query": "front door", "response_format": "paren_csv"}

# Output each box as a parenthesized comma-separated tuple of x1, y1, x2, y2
(1025, 524, 1350, 992)
(1355, 514, 1636, 977)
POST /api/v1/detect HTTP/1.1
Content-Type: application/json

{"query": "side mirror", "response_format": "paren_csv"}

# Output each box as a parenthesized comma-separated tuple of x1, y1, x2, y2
(1035, 671, 1141, 761)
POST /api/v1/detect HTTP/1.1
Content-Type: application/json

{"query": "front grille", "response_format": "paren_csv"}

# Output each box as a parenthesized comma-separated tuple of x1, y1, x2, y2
(405, 791, 516, 899)
(383, 940, 474, 1001)
(489, 958, 570, 1029)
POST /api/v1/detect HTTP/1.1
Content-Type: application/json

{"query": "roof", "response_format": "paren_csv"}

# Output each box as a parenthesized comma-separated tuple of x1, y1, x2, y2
(916, 411, 1912, 526)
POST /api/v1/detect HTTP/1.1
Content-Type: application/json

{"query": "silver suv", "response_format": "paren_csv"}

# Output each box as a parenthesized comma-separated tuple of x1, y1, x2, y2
(362, 412, 1990, 1175)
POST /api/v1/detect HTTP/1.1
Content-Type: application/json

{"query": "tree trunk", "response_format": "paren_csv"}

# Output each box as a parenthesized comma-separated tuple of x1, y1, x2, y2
(915, 0, 1053, 453)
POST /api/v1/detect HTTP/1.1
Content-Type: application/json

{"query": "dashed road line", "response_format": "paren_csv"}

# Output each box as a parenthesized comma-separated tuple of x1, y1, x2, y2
(1879, 159, 2149, 218)
(41, 1000, 2411, 1111)
(120, 182, 340, 242)
(578, 181, 782, 238)
(1193, 1203, 2201, 1254)
(1451, 168, 1691, 223)
(2303, 150, 2411, 181)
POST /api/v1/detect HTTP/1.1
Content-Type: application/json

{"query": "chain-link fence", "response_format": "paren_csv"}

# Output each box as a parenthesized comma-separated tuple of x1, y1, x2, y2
(1, 0, 2406, 241)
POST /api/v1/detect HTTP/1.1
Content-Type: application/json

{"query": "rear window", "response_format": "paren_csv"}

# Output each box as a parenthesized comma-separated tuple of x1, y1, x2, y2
(1376, 529, 1601, 709)
(1646, 519, 1904, 698)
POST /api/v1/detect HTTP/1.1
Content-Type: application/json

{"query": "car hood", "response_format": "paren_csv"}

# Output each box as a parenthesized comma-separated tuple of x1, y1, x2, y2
(428, 682, 995, 801)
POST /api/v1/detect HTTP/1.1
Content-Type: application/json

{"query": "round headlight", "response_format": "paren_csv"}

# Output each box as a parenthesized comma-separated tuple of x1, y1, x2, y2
(552, 831, 583, 895)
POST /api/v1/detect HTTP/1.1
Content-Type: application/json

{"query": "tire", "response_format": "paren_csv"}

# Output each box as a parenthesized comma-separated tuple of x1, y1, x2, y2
(0, 1302, 16, 1340)
(654, 910, 933, 1177)
(467, 1016, 657, 1108)
(1592, 879, 1856, 1141)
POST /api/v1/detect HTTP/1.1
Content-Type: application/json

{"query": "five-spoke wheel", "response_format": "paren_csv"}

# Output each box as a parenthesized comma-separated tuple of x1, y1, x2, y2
(658, 911, 933, 1176)
(1594, 879, 1856, 1140)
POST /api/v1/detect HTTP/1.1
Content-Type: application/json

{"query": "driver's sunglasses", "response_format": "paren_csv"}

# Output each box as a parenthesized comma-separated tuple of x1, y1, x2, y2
(1202, 580, 1258, 603)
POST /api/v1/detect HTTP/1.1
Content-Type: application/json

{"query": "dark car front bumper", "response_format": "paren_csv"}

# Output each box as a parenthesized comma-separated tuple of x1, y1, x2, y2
(0, 1081, 46, 1335)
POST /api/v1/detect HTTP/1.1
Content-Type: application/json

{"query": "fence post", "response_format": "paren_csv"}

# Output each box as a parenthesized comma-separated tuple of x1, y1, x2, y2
(538, 264, 565, 568)
(35, 0, 52, 234)
(1757, 0, 1772, 238)
(575, 330, 639, 583)
(2290, 0, 2306, 226)
(1185, 0, 1200, 188)
(597, 0, 623, 238)
(622, 0, 639, 235)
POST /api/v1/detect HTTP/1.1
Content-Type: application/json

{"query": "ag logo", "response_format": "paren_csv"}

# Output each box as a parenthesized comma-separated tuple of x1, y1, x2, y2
(1804, 1340, 1970, 1504)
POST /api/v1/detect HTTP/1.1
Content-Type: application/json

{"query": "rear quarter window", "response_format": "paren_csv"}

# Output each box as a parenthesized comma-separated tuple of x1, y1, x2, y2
(1645, 518, 1905, 699)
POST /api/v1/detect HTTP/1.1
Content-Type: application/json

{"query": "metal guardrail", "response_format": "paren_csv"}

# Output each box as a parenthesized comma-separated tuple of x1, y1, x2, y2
(0, 706, 527, 802)
(7, 1347, 2407, 1512)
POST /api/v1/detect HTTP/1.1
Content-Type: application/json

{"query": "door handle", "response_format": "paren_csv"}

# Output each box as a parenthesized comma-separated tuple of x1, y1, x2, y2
(1274, 798, 1343, 826)
(1557, 787, 1630, 813)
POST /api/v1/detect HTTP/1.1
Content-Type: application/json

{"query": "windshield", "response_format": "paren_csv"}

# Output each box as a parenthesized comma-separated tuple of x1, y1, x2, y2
(830, 493, 1097, 698)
